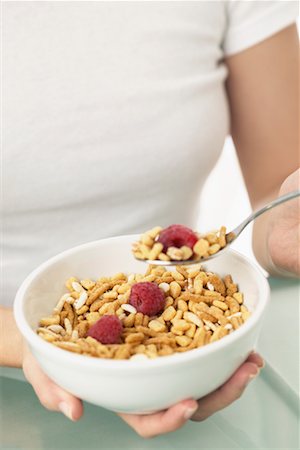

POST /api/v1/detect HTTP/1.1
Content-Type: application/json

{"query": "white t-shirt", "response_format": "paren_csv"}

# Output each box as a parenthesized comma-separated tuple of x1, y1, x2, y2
(2, 1, 298, 306)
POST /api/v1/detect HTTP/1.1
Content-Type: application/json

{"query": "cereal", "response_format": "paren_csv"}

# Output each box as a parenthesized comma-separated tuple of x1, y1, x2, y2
(47, 324, 66, 335)
(167, 247, 184, 261)
(175, 336, 192, 347)
(171, 319, 190, 332)
(39, 315, 60, 327)
(185, 323, 196, 338)
(122, 313, 135, 328)
(72, 281, 85, 293)
(169, 281, 181, 299)
(71, 329, 79, 341)
(212, 299, 228, 311)
(148, 243, 164, 260)
(206, 282, 215, 291)
(37, 266, 250, 360)
(54, 294, 70, 313)
(65, 277, 78, 291)
(233, 292, 244, 304)
(208, 244, 221, 255)
(193, 277, 203, 294)
(162, 305, 177, 321)
(224, 275, 238, 296)
(133, 224, 230, 262)
(177, 299, 188, 312)
(76, 305, 89, 315)
(74, 291, 88, 310)
(148, 320, 167, 333)
(55, 341, 82, 353)
(76, 321, 89, 337)
(64, 318, 73, 335)
(194, 327, 206, 347)
(125, 332, 145, 344)
(225, 296, 240, 314)
(80, 279, 96, 290)
(87, 283, 111, 305)
(210, 326, 228, 343)
(121, 304, 137, 314)
(183, 311, 203, 328)
(193, 239, 209, 257)
(158, 282, 170, 293)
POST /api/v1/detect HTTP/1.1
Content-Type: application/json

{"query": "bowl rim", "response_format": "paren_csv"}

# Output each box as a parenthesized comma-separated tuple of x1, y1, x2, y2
(14, 234, 270, 371)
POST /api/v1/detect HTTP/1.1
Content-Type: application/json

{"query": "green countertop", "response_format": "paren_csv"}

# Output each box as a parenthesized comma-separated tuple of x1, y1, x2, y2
(1, 278, 299, 450)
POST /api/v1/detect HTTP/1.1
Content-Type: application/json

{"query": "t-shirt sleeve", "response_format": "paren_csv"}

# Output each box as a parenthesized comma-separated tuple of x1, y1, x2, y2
(223, 0, 299, 56)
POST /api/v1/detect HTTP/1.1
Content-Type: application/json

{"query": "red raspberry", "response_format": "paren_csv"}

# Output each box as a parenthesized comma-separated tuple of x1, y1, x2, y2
(87, 315, 123, 344)
(129, 282, 165, 316)
(157, 224, 198, 252)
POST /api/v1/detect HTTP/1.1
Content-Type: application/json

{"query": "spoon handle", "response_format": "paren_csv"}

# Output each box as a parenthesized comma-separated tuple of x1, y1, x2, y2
(231, 190, 300, 237)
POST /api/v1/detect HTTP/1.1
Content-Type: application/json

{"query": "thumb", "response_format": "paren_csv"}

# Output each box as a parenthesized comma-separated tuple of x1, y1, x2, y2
(23, 350, 83, 421)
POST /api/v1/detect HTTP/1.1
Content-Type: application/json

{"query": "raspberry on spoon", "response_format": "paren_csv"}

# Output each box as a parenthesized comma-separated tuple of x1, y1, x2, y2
(157, 224, 198, 252)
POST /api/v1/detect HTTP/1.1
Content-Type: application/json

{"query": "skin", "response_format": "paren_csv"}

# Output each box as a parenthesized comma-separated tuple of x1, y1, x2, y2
(226, 24, 299, 278)
(1, 24, 298, 438)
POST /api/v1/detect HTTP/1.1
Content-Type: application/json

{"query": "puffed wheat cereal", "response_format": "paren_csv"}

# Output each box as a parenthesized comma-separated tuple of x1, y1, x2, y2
(37, 265, 250, 360)
(133, 225, 231, 262)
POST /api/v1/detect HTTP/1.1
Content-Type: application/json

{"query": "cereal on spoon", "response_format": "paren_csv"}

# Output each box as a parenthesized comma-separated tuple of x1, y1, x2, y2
(132, 224, 228, 262)
(37, 265, 251, 360)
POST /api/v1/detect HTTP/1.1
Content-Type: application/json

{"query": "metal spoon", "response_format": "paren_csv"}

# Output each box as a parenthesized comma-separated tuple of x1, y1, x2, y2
(134, 190, 300, 266)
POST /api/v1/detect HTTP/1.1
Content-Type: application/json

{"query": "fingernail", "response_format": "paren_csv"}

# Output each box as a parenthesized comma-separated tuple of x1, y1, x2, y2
(250, 351, 265, 368)
(247, 368, 260, 384)
(259, 359, 265, 369)
(255, 355, 265, 369)
(183, 405, 198, 420)
(59, 402, 74, 421)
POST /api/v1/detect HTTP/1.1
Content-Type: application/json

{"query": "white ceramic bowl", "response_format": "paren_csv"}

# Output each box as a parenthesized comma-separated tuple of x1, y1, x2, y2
(14, 235, 270, 414)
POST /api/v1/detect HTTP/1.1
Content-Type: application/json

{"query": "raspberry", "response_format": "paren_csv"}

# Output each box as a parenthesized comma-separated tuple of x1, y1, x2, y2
(129, 282, 165, 316)
(157, 224, 198, 252)
(87, 315, 123, 344)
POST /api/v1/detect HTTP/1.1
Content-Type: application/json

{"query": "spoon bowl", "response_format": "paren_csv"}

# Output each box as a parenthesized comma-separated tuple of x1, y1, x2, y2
(134, 190, 300, 266)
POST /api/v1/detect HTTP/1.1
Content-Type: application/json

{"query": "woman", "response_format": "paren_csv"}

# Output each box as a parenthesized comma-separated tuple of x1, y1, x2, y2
(1, 1, 299, 438)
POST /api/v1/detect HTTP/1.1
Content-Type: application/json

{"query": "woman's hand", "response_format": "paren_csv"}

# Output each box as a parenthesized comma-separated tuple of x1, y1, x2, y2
(119, 352, 262, 438)
(22, 346, 263, 438)
(22, 346, 83, 421)
(267, 169, 300, 277)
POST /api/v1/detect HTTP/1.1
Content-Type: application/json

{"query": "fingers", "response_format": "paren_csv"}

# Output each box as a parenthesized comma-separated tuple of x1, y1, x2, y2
(119, 352, 264, 437)
(22, 346, 263, 434)
(118, 399, 198, 439)
(247, 351, 265, 368)
(23, 350, 83, 421)
(191, 353, 263, 421)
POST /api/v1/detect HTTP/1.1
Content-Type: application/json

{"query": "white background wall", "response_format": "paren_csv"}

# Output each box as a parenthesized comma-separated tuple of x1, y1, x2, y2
(197, 137, 259, 268)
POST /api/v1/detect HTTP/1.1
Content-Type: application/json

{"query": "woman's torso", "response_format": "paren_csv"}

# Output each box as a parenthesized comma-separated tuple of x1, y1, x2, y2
(3, 2, 229, 304)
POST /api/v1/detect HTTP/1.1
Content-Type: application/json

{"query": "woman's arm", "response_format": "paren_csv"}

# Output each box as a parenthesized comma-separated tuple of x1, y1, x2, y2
(0, 306, 84, 419)
(0, 306, 23, 367)
(225, 24, 299, 276)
